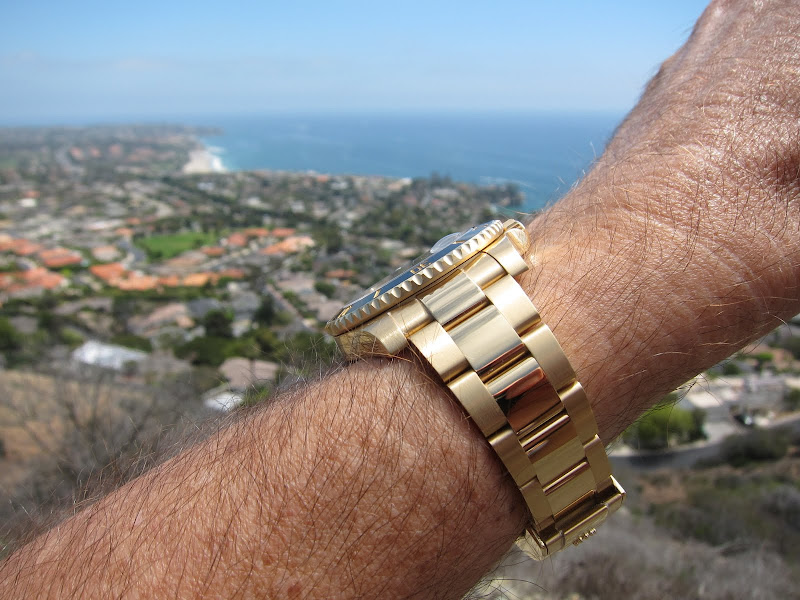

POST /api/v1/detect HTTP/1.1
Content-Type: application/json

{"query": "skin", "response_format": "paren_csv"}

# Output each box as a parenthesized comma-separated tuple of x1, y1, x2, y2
(2, 0, 800, 597)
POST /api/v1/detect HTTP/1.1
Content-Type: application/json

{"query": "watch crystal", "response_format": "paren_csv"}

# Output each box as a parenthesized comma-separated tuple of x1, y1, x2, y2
(430, 230, 465, 254)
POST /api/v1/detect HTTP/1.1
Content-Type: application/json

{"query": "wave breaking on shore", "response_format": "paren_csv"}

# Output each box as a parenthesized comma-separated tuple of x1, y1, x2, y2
(182, 146, 227, 174)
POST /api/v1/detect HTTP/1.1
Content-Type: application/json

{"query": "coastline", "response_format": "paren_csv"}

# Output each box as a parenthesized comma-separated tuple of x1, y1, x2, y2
(182, 144, 227, 174)
(175, 113, 621, 213)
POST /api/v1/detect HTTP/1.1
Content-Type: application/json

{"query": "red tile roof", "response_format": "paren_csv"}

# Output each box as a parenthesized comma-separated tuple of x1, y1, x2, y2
(90, 262, 126, 282)
(325, 269, 356, 280)
(218, 268, 245, 280)
(38, 247, 83, 269)
(6, 239, 43, 256)
(271, 227, 296, 239)
(157, 275, 182, 287)
(0, 267, 65, 293)
(260, 235, 315, 256)
(226, 232, 248, 247)
(182, 273, 212, 287)
(116, 274, 159, 291)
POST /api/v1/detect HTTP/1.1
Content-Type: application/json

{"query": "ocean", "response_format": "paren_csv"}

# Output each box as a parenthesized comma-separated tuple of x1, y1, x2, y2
(198, 112, 623, 213)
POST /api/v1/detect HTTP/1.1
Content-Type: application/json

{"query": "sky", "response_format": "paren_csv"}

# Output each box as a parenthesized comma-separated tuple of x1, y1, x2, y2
(0, 1, 711, 125)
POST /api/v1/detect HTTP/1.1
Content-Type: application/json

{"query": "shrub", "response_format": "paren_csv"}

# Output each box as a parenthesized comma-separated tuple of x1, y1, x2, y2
(722, 361, 742, 376)
(59, 329, 84, 348)
(314, 280, 337, 298)
(719, 428, 790, 467)
(760, 485, 800, 532)
(111, 334, 153, 352)
(785, 387, 800, 411)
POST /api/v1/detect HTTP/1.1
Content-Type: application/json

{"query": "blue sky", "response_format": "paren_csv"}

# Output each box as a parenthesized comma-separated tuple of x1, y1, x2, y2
(1, 1, 710, 124)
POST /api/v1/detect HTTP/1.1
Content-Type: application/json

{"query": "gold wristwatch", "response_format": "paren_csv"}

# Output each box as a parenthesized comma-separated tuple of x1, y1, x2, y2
(324, 219, 624, 559)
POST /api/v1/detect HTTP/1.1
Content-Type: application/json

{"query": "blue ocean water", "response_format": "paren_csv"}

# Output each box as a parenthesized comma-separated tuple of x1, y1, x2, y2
(199, 112, 623, 213)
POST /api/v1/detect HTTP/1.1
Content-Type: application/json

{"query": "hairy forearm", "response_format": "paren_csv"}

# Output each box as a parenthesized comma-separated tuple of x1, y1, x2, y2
(0, 360, 526, 598)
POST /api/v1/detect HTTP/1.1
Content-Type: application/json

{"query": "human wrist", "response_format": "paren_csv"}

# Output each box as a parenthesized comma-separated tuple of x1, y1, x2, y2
(520, 118, 800, 442)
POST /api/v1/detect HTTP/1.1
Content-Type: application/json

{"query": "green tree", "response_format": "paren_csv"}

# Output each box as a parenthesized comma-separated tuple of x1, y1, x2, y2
(203, 309, 233, 339)
(59, 329, 84, 348)
(37, 310, 62, 331)
(0, 317, 22, 354)
(174, 336, 229, 366)
(622, 398, 706, 450)
(722, 361, 742, 376)
(111, 296, 139, 326)
(313, 222, 343, 252)
(314, 280, 337, 299)
(253, 296, 277, 326)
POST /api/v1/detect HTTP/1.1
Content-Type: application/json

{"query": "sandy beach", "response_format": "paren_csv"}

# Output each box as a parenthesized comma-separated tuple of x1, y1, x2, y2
(182, 147, 226, 174)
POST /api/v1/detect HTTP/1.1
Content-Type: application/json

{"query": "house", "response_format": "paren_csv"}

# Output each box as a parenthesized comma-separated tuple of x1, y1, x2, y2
(38, 247, 83, 269)
(91, 245, 121, 262)
(244, 228, 269, 238)
(72, 340, 148, 371)
(225, 232, 248, 248)
(116, 274, 160, 291)
(260, 235, 315, 256)
(5, 238, 42, 256)
(0, 267, 66, 298)
(128, 303, 193, 337)
(271, 227, 296, 238)
(201, 246, 225, 257)
(203, 389, 243, 411)
(680, 373, 788, 440)
(219, 357, 279, 391)
(325, 269, 356, 280)
(90, 262, 126, 283)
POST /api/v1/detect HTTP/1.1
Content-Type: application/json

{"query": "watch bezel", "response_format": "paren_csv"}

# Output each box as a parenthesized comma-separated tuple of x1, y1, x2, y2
(325, 220, 505, 336)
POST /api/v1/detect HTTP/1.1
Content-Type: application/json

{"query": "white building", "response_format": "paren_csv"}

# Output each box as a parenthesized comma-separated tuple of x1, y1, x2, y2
(72, 340, 148, 371)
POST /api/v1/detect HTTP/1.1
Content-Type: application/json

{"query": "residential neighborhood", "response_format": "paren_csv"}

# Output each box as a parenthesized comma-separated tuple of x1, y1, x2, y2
(0, 124, 522, 400)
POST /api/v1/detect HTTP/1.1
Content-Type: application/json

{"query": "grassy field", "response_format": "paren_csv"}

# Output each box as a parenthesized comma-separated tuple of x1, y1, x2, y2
(135, 232, 218, 260)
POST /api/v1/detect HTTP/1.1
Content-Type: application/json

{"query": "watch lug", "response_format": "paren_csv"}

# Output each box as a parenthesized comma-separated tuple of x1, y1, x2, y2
(502, 219, 531, 255)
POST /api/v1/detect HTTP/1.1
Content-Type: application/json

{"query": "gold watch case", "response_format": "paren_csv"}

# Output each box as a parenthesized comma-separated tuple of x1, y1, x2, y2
(325, 219, 528, 339)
